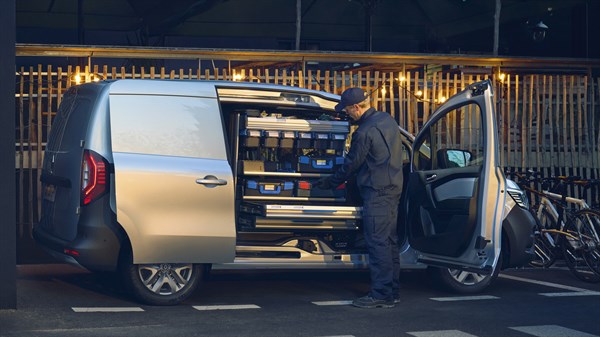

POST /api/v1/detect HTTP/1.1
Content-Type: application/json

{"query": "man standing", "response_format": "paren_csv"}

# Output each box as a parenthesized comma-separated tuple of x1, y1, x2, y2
(315, 87, 403, 308)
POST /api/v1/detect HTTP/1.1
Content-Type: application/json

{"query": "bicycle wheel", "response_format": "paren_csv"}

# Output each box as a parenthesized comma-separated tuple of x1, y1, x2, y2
(530, 208, 558, 268)
(561, 209, 600, 283)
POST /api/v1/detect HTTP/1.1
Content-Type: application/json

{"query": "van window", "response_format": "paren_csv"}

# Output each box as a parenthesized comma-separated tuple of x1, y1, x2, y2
(109, 95, 227, 160)
(47, 91, 92, 152)
(414, 103, 483, 171)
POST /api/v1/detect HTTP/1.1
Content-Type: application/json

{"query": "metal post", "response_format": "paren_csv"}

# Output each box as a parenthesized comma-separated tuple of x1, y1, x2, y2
(0, 0, 17, 310)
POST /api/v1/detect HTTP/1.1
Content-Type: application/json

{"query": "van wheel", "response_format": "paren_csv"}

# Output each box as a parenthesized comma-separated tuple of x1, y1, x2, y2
(428, 254, 501, 294)
(120, 254, 202, 305)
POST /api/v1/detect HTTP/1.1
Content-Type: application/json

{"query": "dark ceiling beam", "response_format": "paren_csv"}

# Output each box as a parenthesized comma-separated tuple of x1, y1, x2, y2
(15, 43, 600, 69)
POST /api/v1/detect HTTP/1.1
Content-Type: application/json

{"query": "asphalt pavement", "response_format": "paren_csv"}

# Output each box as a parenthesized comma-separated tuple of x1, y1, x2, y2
(1, 264, 600, 337)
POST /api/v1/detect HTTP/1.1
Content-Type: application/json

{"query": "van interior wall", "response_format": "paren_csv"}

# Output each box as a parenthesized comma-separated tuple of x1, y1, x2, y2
(14, 64, 600, 263)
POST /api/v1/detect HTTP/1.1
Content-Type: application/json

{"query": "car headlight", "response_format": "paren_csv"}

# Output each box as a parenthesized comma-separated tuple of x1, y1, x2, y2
(506, 179, 529, 210)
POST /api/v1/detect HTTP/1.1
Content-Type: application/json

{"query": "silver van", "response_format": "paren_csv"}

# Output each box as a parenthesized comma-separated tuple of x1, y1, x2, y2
(34, 79, 535, 305)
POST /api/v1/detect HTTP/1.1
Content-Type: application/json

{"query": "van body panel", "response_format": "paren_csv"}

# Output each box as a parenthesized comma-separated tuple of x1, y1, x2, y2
(112, 157, 236, 263)
(108, 87, 236, 264)
(108, 79, 219, 98)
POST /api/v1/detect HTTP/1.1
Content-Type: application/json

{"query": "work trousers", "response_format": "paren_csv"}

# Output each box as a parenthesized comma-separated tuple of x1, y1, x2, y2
(361, 187, 401, 300)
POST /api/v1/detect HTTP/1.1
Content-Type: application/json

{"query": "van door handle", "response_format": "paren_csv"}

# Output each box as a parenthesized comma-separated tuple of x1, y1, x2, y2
(196, 176, 228, 186)
(425, 174, 437, 182)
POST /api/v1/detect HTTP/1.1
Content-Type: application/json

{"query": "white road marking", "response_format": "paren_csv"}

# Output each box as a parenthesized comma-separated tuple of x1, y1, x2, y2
(312, 300, 353, 306)
(192, 304, 260, 311)
(540, 291, 600, 297)
(71, 307, 144, 313)
(430, 295, 499, 302)
(499, 274, 590, 291)
(510, 325, 599, 337)
(407, 330, 478, 337)
(499, 273, 599, 297)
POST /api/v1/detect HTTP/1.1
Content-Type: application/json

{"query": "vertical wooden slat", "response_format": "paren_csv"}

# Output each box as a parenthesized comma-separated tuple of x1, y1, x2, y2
(372, 71, 379, 109)
(412, 71, 419, 134)
(422, 73, 429, 125)
(560, 75, 567, 176)
(582, 76, 590, 201)
(27, 66, 34, 228)
(36, 65, 44, 225)
(505, 75, 512, 169)
(498, 76, 505, 167)
(388, 72, 395, 120)
(569, 76, 577, 173)
(46, 65, 53, 143)
(324, 70, 330, 93)
(398, 73, 405, 129)
(18, 67, 25, 236)
(520, 75, 526, 169)
(548, 76, 555, 172)
(576, 76, 585, 197)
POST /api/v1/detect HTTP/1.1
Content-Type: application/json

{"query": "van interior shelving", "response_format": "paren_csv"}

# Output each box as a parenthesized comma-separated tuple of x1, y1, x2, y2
(221, 102, 366, 254)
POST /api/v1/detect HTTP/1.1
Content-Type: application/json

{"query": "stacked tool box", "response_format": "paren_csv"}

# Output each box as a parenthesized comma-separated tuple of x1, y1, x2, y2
(236, 113, 357, 231)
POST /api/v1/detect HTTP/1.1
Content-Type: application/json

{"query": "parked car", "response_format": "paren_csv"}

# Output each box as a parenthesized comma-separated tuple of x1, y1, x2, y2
(34, 79, 535, 305)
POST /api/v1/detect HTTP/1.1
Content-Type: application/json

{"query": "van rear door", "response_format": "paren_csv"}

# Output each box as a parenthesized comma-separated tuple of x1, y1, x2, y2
(39, 86, 96, 242)
(108, 80, 236, 264)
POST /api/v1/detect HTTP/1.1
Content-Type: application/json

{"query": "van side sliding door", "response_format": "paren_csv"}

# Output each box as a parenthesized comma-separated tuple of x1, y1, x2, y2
(109, 83, 236, 264)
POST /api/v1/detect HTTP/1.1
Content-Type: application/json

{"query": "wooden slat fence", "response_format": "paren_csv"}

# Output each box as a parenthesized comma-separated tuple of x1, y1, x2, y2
(15, 64, 600, 239)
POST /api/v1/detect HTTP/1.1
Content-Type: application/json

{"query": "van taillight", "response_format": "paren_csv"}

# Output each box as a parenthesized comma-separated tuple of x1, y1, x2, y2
(81, 150, 107, 205)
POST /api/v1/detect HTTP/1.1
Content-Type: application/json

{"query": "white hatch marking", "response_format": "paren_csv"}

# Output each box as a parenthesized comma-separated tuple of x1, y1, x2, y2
(312, 300, 353, 306)
(509, 325, 599, 337)
(407, 330, 479, 337)
(72, 307, 144, 312)
(192, 304, 260, 311)
(430, 295, 499, 302)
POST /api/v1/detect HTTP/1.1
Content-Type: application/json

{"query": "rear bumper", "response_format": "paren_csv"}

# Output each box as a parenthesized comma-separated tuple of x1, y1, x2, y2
(33, 197, 123, 272)
(502, 205, 536, 268)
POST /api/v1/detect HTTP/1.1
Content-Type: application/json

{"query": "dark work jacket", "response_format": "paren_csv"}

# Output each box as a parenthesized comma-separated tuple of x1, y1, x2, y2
(329, 107, 403, 196)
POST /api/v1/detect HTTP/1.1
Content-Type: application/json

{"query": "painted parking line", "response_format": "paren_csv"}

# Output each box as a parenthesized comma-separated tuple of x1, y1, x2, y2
(312, 300, 353, 306)
(430, 295, 499, 302)
(500, 273, 600, 296)
(407, 330, 478, 337)
(510, 325, 599, 337)
(192, 304, 260, 311)
(499, 274, 590, 292)
(72, 307, 144, 312)
(539, 290, 600, 297)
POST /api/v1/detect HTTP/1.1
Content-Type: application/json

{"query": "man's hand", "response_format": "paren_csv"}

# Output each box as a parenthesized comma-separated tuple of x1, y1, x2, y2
(313, 176, 333, 189)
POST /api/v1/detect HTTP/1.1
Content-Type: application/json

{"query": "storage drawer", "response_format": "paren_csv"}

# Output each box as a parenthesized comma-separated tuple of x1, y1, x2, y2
(297, 155, 344, 173)
(244, 179, 294, 197)
(241, 203, 361, 219)
(240, 129, 261, 147)
(241, 217, 359, 231)
(296, 179, 345, 198)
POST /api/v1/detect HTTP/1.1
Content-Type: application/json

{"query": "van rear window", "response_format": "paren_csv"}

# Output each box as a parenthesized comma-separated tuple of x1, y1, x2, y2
(47, 90, 91, 152)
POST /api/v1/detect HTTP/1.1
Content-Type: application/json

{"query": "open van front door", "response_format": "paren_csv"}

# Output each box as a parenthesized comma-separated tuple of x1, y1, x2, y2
(406, 80, 505, 275)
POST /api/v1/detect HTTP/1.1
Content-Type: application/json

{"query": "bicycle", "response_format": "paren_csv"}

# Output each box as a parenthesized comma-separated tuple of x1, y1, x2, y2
(512, 171, 600, 283)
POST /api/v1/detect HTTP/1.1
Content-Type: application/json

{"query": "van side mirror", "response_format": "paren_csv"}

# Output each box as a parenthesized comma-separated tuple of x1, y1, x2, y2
(437, 149, 472, 168)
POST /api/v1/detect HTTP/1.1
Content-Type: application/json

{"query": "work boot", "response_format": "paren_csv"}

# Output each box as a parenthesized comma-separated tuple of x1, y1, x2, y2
(352, 295, 395, 308)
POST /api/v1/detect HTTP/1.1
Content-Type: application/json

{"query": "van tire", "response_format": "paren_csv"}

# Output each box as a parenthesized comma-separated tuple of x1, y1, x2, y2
(428, 253, 502, 294)
(119, 249, 203, 306)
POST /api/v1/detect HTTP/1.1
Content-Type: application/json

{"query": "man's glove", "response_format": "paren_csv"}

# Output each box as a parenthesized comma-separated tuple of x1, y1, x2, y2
(313, 176, 333, 189)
